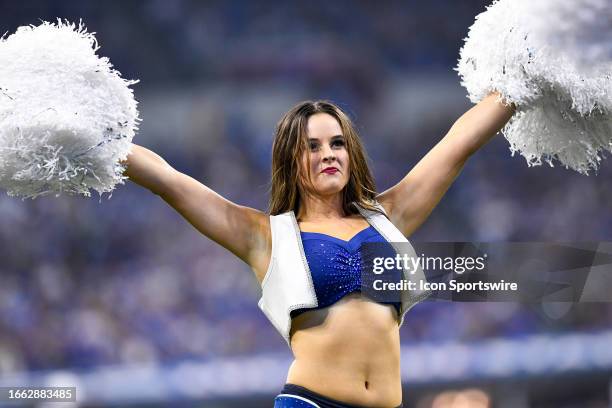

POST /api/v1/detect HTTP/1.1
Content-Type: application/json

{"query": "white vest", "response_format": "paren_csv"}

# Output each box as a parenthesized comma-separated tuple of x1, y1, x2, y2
(258, 203, 431, 346)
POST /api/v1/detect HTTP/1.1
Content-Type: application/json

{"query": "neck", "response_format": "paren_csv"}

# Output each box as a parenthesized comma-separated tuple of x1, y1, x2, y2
(296, 192, 345, 222)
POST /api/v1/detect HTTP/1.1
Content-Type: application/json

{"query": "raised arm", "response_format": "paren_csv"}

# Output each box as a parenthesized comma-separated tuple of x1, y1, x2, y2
(121, 144, 271, 281)
(377, 92, 516, 237)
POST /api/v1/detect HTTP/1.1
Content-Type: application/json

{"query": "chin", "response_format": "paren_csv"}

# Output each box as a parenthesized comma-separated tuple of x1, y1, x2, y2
(314, 182, 346, 196)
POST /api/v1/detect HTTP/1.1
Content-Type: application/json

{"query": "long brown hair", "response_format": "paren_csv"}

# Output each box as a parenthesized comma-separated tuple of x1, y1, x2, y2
(269, 100, 382, 216)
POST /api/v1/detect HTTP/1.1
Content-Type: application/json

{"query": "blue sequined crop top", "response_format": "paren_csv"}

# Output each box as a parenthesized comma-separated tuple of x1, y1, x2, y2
(291, 225, 402, 318)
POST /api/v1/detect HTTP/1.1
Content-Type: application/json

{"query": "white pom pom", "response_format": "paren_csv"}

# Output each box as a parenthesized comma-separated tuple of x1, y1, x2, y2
(456, 0, 612, 174)
(0, 20, 139, 199)
(526, 0, 612, 67)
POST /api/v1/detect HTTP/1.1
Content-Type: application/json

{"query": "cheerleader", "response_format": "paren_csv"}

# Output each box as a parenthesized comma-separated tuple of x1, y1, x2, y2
(122, 94, 515, 407)
(2, 2, 608, 406)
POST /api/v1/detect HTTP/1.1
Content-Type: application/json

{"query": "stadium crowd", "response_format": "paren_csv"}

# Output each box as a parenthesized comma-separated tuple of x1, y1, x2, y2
(1, 0, 611, 374)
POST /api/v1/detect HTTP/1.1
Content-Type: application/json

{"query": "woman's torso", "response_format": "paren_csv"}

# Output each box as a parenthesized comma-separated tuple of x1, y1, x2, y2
(253, 215, 403, 408)
(288, 293, 402, 407)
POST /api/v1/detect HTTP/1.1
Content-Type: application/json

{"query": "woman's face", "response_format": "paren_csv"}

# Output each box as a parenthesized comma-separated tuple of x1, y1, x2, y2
(300, 113, 350, 197)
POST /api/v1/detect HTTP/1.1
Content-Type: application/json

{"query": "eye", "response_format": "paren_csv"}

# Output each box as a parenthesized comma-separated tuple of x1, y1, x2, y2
(309, 141, 319, 151)
(332, 139, 345, 148)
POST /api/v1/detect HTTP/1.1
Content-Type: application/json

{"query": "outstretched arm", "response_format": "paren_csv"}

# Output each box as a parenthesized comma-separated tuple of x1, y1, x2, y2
(377, 92, 515, 237)
(121, 144, 271, 281)
(122, 144, 175, 196)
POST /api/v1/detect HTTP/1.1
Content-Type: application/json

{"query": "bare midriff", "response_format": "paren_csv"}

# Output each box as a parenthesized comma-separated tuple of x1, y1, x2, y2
(287, 293, 402, 408)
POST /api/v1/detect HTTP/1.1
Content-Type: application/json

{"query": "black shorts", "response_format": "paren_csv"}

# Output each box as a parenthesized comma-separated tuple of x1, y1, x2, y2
(273, 383, 403, 408)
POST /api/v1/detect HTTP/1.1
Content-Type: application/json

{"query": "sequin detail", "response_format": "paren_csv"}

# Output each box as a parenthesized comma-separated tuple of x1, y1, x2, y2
(291, 226, 402, 318)
(274, 394, 321, 407)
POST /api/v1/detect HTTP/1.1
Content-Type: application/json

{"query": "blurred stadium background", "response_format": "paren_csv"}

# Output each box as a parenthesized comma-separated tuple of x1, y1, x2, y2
(1, 1, 612, 407)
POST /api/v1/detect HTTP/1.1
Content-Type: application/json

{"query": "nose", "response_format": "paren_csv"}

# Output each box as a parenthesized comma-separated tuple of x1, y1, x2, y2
(321, 145, 336, 163)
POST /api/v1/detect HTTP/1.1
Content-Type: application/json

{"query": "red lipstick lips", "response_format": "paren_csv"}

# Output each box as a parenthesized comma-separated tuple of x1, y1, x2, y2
(321, 167, 339, 174)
